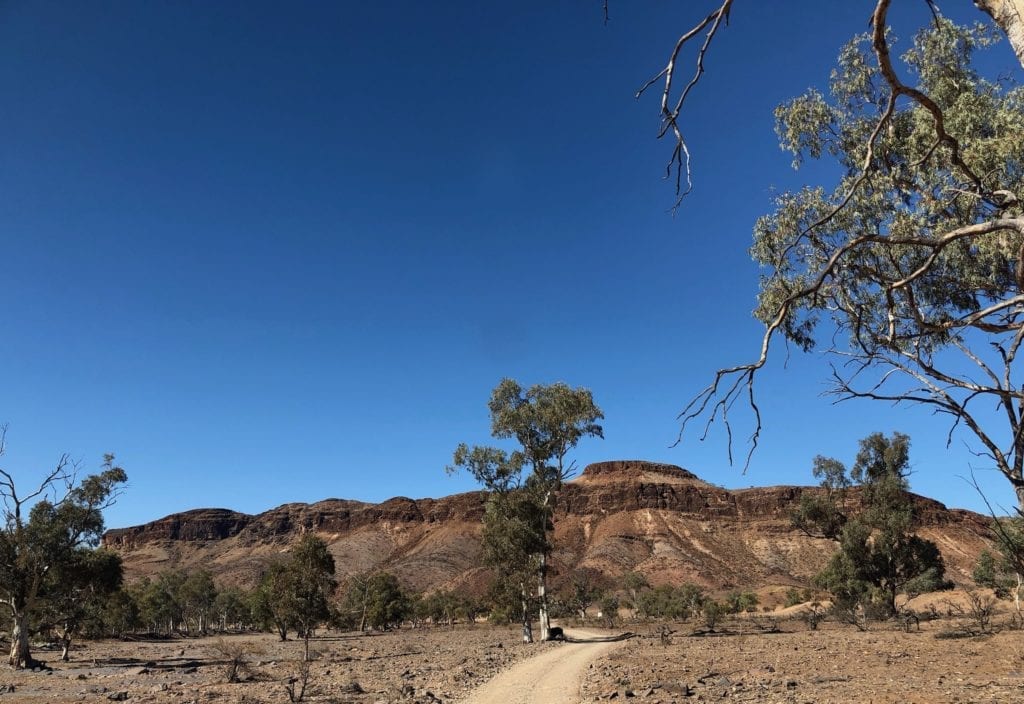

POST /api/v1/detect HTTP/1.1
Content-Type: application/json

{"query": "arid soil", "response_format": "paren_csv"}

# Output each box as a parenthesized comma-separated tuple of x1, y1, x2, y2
(581, 616, 1024, 703)
(0, 625, 556, 704)
(5, 610, 1024, 704)
(460, 629, 624, 704)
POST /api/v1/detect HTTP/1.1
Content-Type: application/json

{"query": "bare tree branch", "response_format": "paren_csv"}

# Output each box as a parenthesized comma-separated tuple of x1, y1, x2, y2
(676, 1, 1024, 502)
(636, 0, 733, 209)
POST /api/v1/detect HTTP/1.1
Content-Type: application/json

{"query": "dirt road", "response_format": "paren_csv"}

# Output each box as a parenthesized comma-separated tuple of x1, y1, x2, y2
(457, 629, 626, 704)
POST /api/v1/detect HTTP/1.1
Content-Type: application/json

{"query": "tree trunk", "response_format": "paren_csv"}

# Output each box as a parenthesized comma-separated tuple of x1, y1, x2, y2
(57, 621, 73, 662)
(976, 0, 1024, 70)
(537, 488, 553, 642)
(537, 551, 550, 641)
(303, 633, 310, 662)
(1015, 572, 1023, 624)
(8, 612, 35, 669)
(519, 582, 533, 644)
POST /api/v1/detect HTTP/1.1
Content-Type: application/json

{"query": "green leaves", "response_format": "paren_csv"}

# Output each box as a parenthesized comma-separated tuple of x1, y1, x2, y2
(761, 18, 1024, 351)
(806, 432, 947, 616)
(487, 378, 604, 483)
(259, 534, 336, 639)
(453, 378, 603, 641)
(0, 447, 127, 666)
(447, 444, 524, 494)
(723, 16, 1024, 504)
(851, 431, 911, 486)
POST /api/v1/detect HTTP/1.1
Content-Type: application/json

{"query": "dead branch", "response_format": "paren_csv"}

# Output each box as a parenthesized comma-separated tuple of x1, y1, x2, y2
(636, 0, 733, 209)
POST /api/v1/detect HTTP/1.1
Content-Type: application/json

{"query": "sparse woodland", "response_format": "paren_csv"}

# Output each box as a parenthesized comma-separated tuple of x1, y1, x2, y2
(9, 2, 1024, 701)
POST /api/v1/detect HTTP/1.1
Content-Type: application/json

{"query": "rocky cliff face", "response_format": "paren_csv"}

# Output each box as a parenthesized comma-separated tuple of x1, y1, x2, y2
(104, 460, 994, 595)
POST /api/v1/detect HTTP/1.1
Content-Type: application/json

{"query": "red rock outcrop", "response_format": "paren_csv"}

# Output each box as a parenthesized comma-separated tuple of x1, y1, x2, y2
(104, 460, 994, 594)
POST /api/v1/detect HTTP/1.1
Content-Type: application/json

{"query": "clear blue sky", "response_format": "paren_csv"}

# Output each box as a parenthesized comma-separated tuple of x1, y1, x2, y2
(2, 1, 1019, 529)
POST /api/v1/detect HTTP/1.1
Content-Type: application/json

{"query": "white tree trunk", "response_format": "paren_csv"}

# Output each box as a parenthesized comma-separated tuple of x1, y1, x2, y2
(976, 0, 1024, 69)
(8, 612, 33, 669)
(537, 552, 550, 641)
(538, 489, 553, 642)
(519, 582, 533, 643)
(1015, 572, 1023, 624)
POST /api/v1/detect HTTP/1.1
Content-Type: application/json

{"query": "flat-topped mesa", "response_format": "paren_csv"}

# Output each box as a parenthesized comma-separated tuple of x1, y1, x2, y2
(104, 508, 252, 548)
(102, 458, 994, 592)
(577, 460, 707, 485)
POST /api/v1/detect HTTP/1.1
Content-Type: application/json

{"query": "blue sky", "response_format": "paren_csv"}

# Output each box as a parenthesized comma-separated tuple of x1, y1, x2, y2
(2, 1, 1020, 529)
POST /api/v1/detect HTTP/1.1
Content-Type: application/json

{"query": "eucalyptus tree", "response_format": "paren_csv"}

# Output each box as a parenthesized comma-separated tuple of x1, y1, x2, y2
(136, 571, 185, 635)
(446, 444, 541, 641)
(0, 432, 127, 668)
(970, 513, 1024, 618)
(288, 534, 336, 661)
(670, 11, 1024, 512)
(178, 569, 217, 635)
(254, 535, 336, 660)
(484, 479, 547, 641)
(360, 572, 408, 631)
(251, 562, 296, 641)
(214, 586, 249, 632)
(637, 0, 1024, 208)
(450, 379, 603, 641)
(806, 433, 948, 617)
(562, 567, 607, 622)
(42, 547, 123, 661)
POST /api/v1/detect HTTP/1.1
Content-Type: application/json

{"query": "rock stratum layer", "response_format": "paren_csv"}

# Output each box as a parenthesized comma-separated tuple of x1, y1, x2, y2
(104, 460, 994, 595)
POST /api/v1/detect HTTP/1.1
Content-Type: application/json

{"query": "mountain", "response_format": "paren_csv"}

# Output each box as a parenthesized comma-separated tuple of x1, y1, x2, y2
(103, 460, 994, 597)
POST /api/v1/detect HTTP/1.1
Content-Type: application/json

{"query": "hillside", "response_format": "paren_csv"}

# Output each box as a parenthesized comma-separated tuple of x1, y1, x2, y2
(103, 460, 995, 595)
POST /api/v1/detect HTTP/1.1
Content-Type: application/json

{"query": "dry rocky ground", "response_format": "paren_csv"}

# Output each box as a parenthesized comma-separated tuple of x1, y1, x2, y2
(0, 626, 555, 704)
(5, 606, 1024, 704)
(581, 615, 1024, 703)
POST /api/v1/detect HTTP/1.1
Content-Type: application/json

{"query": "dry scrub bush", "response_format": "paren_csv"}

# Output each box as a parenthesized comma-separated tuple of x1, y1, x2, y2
(285, 660, 311, 703)
(211, 638, 262, 684)
(939, 591, 999, 637)
(803, 603, 826, 631)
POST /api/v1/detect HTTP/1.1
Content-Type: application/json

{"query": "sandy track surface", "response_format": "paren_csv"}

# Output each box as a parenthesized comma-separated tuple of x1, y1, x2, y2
(457, 629, 626, 704)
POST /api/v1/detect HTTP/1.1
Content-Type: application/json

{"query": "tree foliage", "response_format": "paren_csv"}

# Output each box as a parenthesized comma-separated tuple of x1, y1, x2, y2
(134, 571, 189, 634)
(253, 535, 336, 659)
(634, 583, 708, 622)
(559, 567, 608, 622)
(487, 379, 604, 486)
(480, 485, 546, 641)
(805, 433, 948, 617)
(40, 547, 123, 661)
(676, 8, 1024, 512)
(336, 571, 409, 632)
(972, 548, 1009, 595)
(289, 535, 337, 660)
(972, 519, 1024, 616)
(449, 378, 603, 642)
(0, 434, 127, 669)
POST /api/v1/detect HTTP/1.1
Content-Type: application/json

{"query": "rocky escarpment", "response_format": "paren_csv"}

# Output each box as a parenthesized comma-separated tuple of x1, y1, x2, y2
(106, 508, 253, 543)
(105, 495, 486, 550)
(104, 460, 995, 594)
